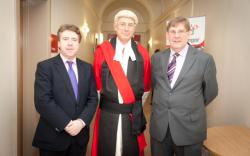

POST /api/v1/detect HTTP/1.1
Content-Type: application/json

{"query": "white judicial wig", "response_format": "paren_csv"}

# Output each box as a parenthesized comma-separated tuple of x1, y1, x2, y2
(114, 10, 138, 25)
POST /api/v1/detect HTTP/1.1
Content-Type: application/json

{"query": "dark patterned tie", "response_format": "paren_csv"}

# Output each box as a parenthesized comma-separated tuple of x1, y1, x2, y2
(66, 61, 78, 99)
(167, 53, 179, 83)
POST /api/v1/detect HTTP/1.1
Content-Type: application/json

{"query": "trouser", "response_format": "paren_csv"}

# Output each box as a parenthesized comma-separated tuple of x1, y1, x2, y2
(151, 127, 203, 156)
(39, 140, 87, 156)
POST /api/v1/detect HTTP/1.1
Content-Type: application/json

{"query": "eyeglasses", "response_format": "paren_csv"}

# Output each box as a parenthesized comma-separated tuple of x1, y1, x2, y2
(168, 30, 188, 35)
(117, 22, 135, 29)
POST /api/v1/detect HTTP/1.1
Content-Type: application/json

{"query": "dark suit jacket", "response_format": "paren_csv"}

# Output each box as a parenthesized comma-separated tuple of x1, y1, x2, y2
(150, 46, 218, 145)
(33, 55, 98, 151)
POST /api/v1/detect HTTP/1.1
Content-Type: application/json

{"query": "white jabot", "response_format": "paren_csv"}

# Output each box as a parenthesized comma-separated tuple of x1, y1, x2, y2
(113, 39, 136, 63)
(169, 44, 189, 88)
(142, 91, 150, 106)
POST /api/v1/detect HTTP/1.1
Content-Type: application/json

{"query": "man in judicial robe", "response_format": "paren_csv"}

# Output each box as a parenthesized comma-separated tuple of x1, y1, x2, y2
(91, 10, 151, 156)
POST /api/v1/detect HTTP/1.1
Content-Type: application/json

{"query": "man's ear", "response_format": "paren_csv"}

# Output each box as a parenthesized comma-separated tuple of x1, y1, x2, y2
(113, 23, 118, 32)
(166, 32, 169, 38)
(58, 41, 60, 48)
(166, 32, 170, 45)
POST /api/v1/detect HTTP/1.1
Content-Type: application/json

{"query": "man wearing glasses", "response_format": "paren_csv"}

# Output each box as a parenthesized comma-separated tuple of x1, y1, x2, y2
(150, 17, 218, 156)
(91, 10, 151, 156)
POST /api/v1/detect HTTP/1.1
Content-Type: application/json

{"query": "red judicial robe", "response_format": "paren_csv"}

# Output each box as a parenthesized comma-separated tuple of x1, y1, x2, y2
(91, 38, 151, 156)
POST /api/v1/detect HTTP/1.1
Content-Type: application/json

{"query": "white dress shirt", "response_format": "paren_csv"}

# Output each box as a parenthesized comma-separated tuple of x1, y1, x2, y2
(169, 44, 189, 88)
(60, 54, 78, 82)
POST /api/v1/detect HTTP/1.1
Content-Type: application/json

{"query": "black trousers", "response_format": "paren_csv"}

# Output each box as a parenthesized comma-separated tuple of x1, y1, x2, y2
(39, 140, 87, 156)
(151, 127, 203, 156)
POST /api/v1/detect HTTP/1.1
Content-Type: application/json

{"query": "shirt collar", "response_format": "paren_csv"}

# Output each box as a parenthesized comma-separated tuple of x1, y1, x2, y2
(113, 38, 136, 61)
(116, 38, 131, 48)
(170, 44, 189, 58)
(60, 53, 77, 65)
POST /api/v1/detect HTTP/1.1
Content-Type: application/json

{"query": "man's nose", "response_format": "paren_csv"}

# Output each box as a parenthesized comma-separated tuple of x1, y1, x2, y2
(67, 40, 73, 45)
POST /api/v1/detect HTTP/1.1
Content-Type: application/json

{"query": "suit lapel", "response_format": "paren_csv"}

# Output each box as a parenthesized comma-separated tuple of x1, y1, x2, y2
(54, 55, 77, 102)
(77, 59, 86, 103)
(127, 41, 143, 87)
(172, 46, 197, 90)
(161, 50, 171, 88)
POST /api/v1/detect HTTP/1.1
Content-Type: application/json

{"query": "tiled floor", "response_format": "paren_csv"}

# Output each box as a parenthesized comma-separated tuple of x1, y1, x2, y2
(86, 97, 152, 156)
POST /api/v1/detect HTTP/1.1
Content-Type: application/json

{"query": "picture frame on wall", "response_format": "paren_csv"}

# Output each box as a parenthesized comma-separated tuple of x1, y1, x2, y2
(51, 34, 58, 53)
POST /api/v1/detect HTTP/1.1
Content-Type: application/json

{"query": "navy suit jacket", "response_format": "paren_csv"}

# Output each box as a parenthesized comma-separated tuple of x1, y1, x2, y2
(33, 55, 98, 151)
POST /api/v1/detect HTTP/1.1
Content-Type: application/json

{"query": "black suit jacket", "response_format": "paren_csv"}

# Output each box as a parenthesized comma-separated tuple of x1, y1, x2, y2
(33, 55, 98, 151)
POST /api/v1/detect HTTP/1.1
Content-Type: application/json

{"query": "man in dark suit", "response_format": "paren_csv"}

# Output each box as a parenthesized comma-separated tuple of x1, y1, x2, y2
(33, 24, 98, 156)
(150, 17, 218, 156)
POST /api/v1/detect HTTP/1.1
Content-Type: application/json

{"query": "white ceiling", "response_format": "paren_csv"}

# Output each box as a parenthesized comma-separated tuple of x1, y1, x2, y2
(87, 0, 175, 24)
(24, 0, 178, 24)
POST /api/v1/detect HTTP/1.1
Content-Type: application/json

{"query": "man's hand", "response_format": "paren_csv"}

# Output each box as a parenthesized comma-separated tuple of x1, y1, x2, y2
(64, 119, 85, 136)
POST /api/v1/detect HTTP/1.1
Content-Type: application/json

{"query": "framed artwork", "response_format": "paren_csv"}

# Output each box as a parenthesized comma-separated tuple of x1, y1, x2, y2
(51, 34, 58, 53)
(134, 34, 141, 42)
(108, 34, 117, 39)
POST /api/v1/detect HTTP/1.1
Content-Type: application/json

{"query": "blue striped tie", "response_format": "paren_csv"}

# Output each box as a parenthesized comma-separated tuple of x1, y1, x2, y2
(167, 53, 179, 83)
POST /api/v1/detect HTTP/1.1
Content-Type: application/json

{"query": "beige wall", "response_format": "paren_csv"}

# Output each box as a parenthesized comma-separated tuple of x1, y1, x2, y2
(0, 0, 19, 155)
(150, 0, 250, 127)
(22, 1, 51, 156)
(194, 0, 250, 127)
